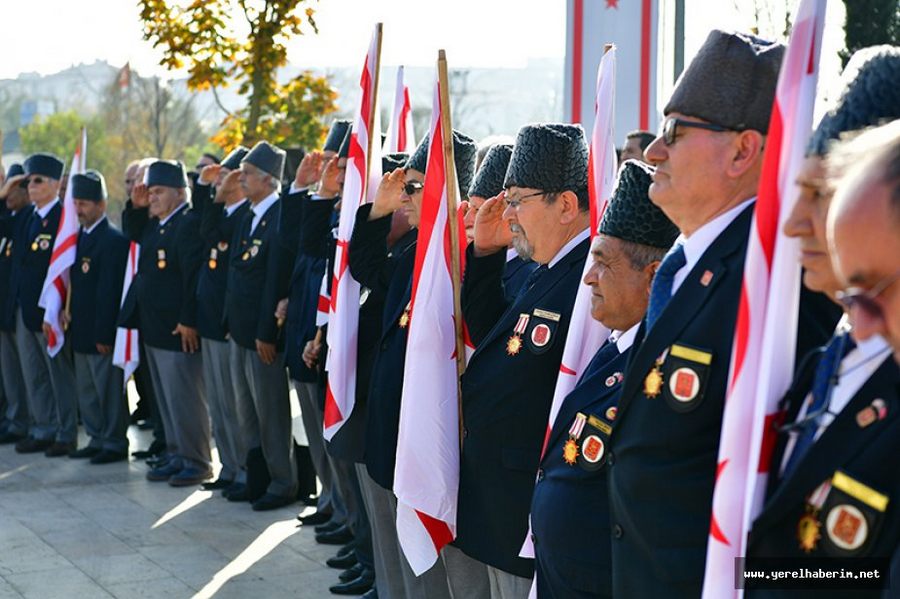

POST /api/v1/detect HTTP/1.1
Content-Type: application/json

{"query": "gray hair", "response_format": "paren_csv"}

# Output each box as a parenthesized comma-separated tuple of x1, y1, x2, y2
(828, 119, 900, 221)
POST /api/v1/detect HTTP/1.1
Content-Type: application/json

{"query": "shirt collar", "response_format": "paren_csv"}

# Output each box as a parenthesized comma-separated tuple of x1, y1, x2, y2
(82, 214, 107, 235)
(611, 322, 641, 354)
(678, 197, 755, 274)
(506, 247, 519, 263)
(547, 227, 590, 269)
(158, 202, 188, 227)
(225, 198, 248, 217)
(252, 192, 279, 218)
(36, 198, 59, 219)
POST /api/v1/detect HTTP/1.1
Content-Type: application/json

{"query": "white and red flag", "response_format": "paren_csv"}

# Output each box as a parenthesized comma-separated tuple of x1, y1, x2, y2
(702, 2, 827, 596)
(113, 242, 140, 387)
(323, 24, 383, 441)
(385, 65, 416, 153)
(520, 47, 618, 572)
(394, 55, 467, 576)
(39, 127, 86, 357)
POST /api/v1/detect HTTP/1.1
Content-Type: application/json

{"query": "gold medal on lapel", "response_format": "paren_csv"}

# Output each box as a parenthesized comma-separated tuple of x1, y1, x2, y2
(564, 413, 588, 466)
(399, 302, 411, 328)
(31, 241, 39, 251)
(157, 248, 167, 270)
(507, 313, 530, 356)
(563, 439, 579, 465)
(5, 241, 12, 257)
(209, 248, 218, 270)
(797, 509, 821, 553)
(644, 364, 663, 398)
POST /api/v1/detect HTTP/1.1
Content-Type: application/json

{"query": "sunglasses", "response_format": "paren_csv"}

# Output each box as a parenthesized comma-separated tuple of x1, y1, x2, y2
(403, 181, 424, 196)
(836, 269, 900, 322)
(28, 176, 46, 185)
(661, 117, 739, 146)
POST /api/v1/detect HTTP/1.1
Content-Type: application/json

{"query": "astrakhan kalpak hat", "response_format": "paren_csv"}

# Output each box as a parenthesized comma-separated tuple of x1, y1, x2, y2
(503, 123, 588, 194)
(665, 30, 784, 134)
(72, 170, 108, 202)
(242, 141, 286, 180)
(599, 160, 678, 249)
(145, 160, 188, 188)
(807, 45, 900, 156)
(338, 127, 352, 159)
(382, 152, 408, 174)
(24, 153, 65, 180)
(406, 131, 479, 196)
(325, 119, 352, 154)
(221, 146, 250, 171)
(5, 163, 24, 180)
(469, 143, 513, 199)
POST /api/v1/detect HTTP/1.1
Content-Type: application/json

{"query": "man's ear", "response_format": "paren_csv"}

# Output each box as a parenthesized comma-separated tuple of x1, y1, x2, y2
(558, 190, 582, 225)
(644, 260, 661, 294)
(726, 130, 765, 178)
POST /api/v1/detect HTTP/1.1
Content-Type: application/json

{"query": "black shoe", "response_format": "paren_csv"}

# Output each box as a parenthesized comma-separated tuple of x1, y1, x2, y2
(0, 431, 26, 445)
(316, 525, 354, 545)
(359, 590, 377, 599)
(326, 552, 358, 570)
(132, 443, 165, 460)
(15, 437, 53, 454)
(302, 495, 319, 507)
(339, 563, 364, 582)
(315, 520, 342, 534)
(337, 542, 356, 557)
(329, 570, 374, 595)
(136, 420, 154, 431)
(202, 478, 233, 491)
(297, 511, 332, 525)
(69, 446, 101, 459)
(224, 483, 250, 502)
(90, 450, 128, 464)
(251, 493, 296, 512)
(44, 441, 76, 457)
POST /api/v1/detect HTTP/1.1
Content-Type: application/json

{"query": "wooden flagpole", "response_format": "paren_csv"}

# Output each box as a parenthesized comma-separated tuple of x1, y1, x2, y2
(364, 23, 383, 180)
(437, 50, 467, 447)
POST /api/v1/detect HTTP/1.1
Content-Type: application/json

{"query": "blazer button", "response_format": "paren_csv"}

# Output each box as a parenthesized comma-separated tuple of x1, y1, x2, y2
(613, 524, 624, 539)
(607, 451, 615, 466)
(531, 532, 537, 545)
(537, 468, 544, 481)
(462, 427, 468, 438)
(381, 341, 389, 351)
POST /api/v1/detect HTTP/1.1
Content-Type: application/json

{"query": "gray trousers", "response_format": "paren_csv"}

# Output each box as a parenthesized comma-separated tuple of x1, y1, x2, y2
(73, 352, 127, 453)
(0, 330, 29, 436)
(443, 545, 491, 599)
(229, 341, 297, 498)
(15, 308, 77, 442)
(293, 379, 344, 521)
(144, 346, 210, 471)
(202, 338, 245, 483)
(486, 566, 531, 599)
(359, 470, 452, 599)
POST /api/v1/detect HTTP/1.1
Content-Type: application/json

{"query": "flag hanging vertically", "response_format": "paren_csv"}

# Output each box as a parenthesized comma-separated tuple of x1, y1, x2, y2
(702, 2, 827, 596)
(113, 241, 140, 387)
(386, 65, 416, 153)
(394, 50, 466, 576)
(324, 24, 383, 441)
(521, 47, 618, 577)
(39, 127, 86, 357)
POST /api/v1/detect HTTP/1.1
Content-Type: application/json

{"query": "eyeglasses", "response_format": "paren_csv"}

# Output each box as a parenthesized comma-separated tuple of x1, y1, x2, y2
(504, 190, 546, 210)
(661, 117, 738, 146)
(403, 181, 424, 196)
(836, 269, 900, 322)
(28, 177, 45, 185)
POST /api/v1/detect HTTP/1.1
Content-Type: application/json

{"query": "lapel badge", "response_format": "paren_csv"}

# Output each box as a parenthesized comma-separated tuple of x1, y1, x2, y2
(398, 301, 411, 328)
(605, 406, 618, 421)
(217, 241, 229, 252)
(700, 270, 714, 287)
(42, 219, 48, 228)
(530, 323, 551, 348)
(797, 507, 822, 553)
(249, 245, 259, 257)
(242, 251, 250, 261)
(39, 239, 50, 251)
(208, 259, 217, 270)
(81, 260, 90, 274)
(5, 241, 12, 257)
(669, 367, 701, 403)
(604, 372, 623, 388)
(507, 313, 530, 356)
(157, 249, 167, 269)
(564, 413, 588, 465)
(581, 435, 605, 464)
(31, 241, 39, 251)
(826, 504, 868, 551)
(644, 363, 664, 398)
(856, 398, 887, 428)
(209, 248, 218, 269)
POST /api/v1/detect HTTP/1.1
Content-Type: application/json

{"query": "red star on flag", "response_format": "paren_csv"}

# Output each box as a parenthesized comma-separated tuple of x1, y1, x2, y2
(606, 0, 619, 8)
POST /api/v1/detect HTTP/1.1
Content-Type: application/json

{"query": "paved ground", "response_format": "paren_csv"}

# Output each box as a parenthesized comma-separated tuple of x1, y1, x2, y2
(0, 391, 343, 599)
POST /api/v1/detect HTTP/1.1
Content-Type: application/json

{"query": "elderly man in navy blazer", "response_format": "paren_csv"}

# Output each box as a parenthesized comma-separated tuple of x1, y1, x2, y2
(530, 160, 678, 598)
(66, 171, 131, 463)
(456, 123, 593, 597)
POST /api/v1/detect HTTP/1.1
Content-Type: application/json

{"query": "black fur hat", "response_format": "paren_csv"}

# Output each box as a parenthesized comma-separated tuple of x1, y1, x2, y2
(469, 143, 513, 199)
(503, 123, 588, 194)
(406, 130, 478, 196)
(324, 119, 352, 154)
(599, 160, 679, 249)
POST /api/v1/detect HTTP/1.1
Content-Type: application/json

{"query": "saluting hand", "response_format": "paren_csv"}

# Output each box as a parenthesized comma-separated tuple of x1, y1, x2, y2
(369, 169, 406, 220)
(318, 156, 343, 198)
(296, 151, 325, 189)
(172, 324, 199, 353)
(473, 191, 513, 256)
(199, 164, 222, 186)
(217, 170, 243, 204)
(256, 340, 277, 365)
(131, 182, 150, 208)
(0, 174, 25, 199)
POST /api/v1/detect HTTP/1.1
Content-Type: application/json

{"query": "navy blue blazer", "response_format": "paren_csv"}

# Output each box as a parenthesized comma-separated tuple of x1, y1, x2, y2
(119, 202, 204, 351)
(10, 202, 61, 332)
(745, 352, 899, 599)
(224, 198, 290, 351)
(348, 204, 418, 488)
(68, 218, 129, 353)
(502, 254, 538, 302)
(531, 341, 629, 598)
(195, 194, 250, 342)
(455, 236, 591, 578)
(0, 205, 32, 332)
